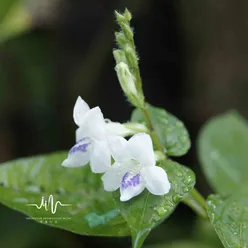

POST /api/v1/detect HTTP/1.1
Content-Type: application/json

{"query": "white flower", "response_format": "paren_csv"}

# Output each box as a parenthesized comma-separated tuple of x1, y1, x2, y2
(62, 96, 111, 173)
(102, 133, 171, 201)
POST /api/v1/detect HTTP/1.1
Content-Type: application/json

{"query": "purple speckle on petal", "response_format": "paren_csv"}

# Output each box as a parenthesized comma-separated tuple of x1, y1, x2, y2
(122, 173, 129, 182)
(69, 137, 91, 154)
(121, 172, 141, 189)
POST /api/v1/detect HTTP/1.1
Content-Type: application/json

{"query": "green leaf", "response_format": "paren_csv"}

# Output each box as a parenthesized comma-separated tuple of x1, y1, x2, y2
(113, 160, 195, 248)
(0, 1, 32, 43)
(206, 193, 248, 248)
(131, 104, 190, 156)
(198, 110, 248, 196)
(0, 152, 129, 236)
(0, 0, 16, 23)
(145, 241, 213, 248)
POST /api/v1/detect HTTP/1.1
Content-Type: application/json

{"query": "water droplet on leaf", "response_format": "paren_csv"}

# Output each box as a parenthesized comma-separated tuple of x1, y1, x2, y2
(155, 206, 168, 216)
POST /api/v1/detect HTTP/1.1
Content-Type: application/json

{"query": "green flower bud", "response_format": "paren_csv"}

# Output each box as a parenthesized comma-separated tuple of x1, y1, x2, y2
(115, 62, 136, 95)
(113, 49, 128, 64)
(124, 8, 132, 22)
(115, 62, 144, 108)
(120, 23, 133, 40)
(115, 11, 126, 24)
(115, 31, 127, 50)
(115, 9, 132, 24)
(114, 8, 145, 109)
(124, 44, 138, 68)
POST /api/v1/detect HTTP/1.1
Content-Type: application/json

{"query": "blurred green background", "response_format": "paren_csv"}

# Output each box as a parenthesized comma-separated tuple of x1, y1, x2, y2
(0, 0, 248, 247)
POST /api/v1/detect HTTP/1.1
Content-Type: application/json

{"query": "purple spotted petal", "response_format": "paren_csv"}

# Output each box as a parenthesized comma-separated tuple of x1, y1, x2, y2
(120, 172, 145, 201)
(69, 137, 91, 154)
(121, 172, 141, 189)
(62, 137, 92, 167)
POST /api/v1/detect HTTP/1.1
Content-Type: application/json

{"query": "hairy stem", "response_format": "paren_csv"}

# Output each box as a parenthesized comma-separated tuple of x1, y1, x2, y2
(142, 107, 164, 152)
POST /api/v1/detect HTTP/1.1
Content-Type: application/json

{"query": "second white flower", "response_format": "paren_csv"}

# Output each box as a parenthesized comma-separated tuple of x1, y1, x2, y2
(102, 133, 171, 201)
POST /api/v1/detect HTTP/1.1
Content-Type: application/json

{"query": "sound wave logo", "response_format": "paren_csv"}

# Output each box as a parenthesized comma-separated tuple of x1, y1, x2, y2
(26, 195, 72, 214)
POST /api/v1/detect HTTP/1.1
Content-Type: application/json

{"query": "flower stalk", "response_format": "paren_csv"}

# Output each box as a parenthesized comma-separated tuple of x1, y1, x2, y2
(183, 188, 208, 219)
(114, 9, 145, 108)
(113, 9, 208, 219)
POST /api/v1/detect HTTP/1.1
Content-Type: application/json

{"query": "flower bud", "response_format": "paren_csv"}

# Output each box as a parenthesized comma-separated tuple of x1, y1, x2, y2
(124, 44, 138, 68)
(115, 62, 136, 95)
(115, 11, 126, 24)
(120, 23, 133, 40)
(115, 31, 127, 50)
(124, 8, 132, 21)
(113, 49, 128, 64)
(115, 62, 144, 108)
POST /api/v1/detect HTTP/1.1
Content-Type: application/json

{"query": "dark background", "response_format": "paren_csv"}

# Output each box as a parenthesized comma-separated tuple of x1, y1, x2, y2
(0, 0, 248, 247)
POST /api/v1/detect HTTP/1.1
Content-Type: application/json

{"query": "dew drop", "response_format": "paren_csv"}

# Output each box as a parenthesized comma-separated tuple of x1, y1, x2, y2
(176, 171, 183, 177)
(173, 194, 182, 203)
(25, 185, 40, 193)
(183, 176, 194, 185)
(182, 187, 189, 193)
(155, 206, 168, 216)
(209, 213, 215, 223)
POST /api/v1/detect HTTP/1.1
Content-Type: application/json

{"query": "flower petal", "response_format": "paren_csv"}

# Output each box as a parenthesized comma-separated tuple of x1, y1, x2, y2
(101, 163, 126, 191)
(120, 172, 145, 201)
(90, 140, 111, 173)
(128, 133, 156, 166)
(73, 96, 90, 126)
(108, 136, 130, 162)
(105, 121, 132, 137)
(75, 127, 88, 142)
(141, 166, 170, 195)
(82, 107, 106, 140)
(62, 137, 92, 167)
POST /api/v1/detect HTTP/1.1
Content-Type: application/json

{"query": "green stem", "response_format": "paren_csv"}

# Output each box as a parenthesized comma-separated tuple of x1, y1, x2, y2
(183, 189, 208, 219)
(142, 107, 164, 152)
(142, 106, 208, 220)
(132, 229, 150, 248)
